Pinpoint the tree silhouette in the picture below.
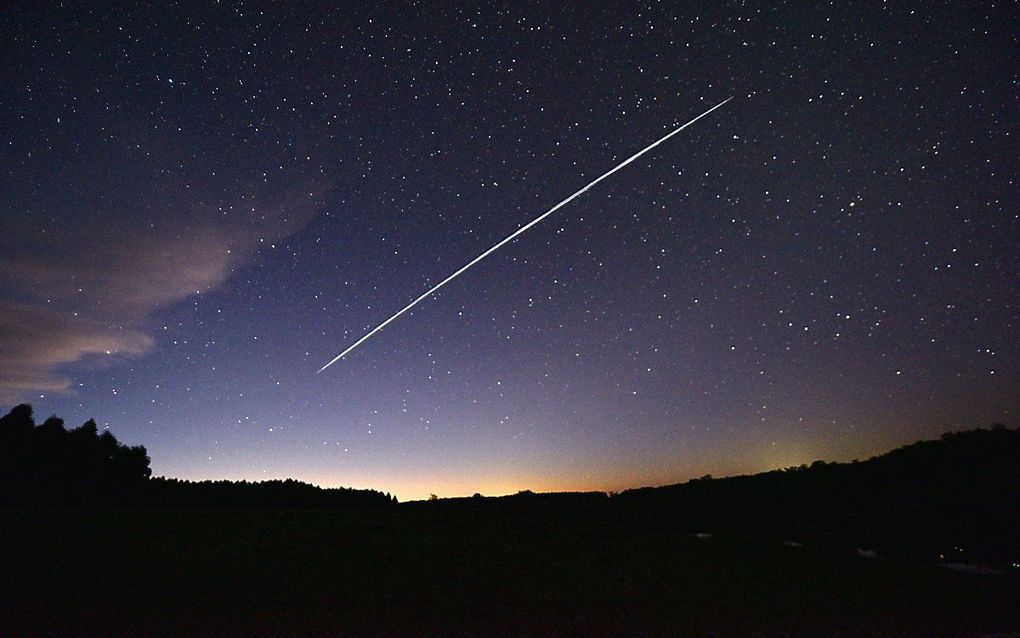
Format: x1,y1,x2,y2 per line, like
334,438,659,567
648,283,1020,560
1,404,395,508
0,404,151,504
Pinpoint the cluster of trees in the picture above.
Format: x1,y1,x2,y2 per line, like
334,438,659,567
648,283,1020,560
147,477,396,508
0,404,150,504
0,405,395,508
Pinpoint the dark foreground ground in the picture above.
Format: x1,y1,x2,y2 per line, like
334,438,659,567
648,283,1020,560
2,506,1019,637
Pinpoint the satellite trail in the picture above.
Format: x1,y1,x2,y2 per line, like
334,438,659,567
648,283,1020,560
319,97,733,373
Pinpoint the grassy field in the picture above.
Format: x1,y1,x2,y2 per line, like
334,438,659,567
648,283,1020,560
2,506,1019,636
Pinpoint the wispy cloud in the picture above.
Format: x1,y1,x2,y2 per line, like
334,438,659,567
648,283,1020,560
0,300,154,403
0,181,326,404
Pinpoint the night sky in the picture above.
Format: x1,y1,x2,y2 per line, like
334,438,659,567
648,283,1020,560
2,3,1016,500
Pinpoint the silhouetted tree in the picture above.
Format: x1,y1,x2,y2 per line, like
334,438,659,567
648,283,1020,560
0,404,399,509
0,405,151,505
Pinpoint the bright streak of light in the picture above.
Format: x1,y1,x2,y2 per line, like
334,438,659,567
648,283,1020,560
319,97,733,373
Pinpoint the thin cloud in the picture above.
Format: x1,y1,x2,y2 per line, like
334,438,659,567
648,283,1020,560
0,182,326,404
0,301,154,403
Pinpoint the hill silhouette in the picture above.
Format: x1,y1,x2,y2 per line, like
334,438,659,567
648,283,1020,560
610,424,1020,566
402,425,1019,567
2,403,1017,563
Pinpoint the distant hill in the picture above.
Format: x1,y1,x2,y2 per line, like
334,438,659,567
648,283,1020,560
612,426,1020,566
4,403,1018,565
401,426,1018,566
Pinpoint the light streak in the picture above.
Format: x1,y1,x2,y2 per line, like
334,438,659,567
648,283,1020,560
319,97,732,372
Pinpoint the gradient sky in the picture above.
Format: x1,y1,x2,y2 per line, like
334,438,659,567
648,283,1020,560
2,3,1016,500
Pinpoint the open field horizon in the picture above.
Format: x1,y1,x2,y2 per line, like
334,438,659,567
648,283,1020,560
4,505,1019,637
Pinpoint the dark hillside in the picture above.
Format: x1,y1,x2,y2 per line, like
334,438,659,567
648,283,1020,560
613,426,1020,565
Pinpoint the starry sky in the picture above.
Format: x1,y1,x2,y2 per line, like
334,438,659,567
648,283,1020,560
2,2,1016,500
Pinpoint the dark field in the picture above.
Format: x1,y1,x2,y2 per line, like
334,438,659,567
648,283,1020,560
3,506,1019,637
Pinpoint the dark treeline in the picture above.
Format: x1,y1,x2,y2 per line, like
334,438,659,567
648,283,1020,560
610,425,1020,565
0,404,150,505
0,404,394,508
147,477,395,508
